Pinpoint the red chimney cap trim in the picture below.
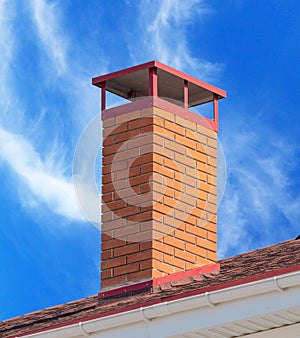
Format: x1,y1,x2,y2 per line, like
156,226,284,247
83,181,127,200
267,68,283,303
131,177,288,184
92,60,226,100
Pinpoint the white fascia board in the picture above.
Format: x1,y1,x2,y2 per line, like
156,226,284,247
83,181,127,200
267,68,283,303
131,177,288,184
18,270,300,338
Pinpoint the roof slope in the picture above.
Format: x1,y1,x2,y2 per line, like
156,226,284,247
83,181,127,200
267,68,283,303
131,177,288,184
1,238,300,338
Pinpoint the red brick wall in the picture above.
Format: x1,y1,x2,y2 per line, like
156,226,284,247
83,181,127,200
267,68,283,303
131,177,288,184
101,105,217,290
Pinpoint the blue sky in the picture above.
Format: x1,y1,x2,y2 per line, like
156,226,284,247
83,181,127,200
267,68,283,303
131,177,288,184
0,0,299,321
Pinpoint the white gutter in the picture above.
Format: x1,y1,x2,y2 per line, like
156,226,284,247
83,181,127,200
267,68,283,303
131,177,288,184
18,270,300,338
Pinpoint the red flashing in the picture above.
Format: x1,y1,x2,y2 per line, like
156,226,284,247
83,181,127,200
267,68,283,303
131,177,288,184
152,263,220,286
162,263,300,303
98,263,220,299
98,280,153,299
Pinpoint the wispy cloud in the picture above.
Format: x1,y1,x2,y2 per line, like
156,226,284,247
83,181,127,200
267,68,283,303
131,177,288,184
29,0,68,75
218,119,300,257
128,0,222,80
0,126,84,221
0,0,85,223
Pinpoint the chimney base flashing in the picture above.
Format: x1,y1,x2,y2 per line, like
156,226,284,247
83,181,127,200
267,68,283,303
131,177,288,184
98,263,220,299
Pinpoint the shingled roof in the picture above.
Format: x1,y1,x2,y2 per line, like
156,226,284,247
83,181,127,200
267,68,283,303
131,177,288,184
1,238,299,338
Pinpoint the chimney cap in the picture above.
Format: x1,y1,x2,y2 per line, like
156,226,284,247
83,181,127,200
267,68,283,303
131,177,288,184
92,60,226,108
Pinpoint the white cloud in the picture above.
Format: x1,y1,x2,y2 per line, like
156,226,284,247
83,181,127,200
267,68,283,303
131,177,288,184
130,0,222,80
0,126,84,221
29,0,68,75
219,120,300,257
0,1,84,222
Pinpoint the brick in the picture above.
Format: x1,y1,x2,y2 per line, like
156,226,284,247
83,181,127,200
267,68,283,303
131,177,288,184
153,260,175,275
164,120,184,135
153,125,174,139
111,160,128,172
165,139,185,154
101,256,126,270
115,110,141,124
113,243,140,257
174,229,196,244
175,134,196,149
153,107,175,122
107,200,127,211
131,153,153,166
186,243,206,257
141,162,153,174
164,178,182,191
140,259,152,270
101,238,125,251
199,181,216,195
207,175,217,186
208,158,217,169
140,241,152,251
153,240,174,255
175,115,196,131
102,212,113,223
174,248,195,263
128,210,153,222
103,117,115,128
128,249,152,263
207,138,217,148
103,143,123,156
102,154,114,166
127,269,152,282
114,224,140,239
130,173,152,186
101,275,126,289
163,236,185,250
116,206,140,218
101,269,113,280
103,134,115,147
141,107,154,117
207,251,217,261
185,261,198,270
153,144,175,160
163,196,177,208
196,124,216,138
127,230,153,243
207,231,217,242
186,130,206,145
153,202,173,215
102,192,113,203
196,257,214,266
152,249,163,261
128,117,153,130
196,238,217,252
128,166,141,178
187,149,207,164
185,224,206,238
113,263,139,277
102,164,112,175
101,249,112,260
110,122,128,135
203,145,217,158
127,134,153,150
163,253,185,269
115,129,140,143
204,221,217,233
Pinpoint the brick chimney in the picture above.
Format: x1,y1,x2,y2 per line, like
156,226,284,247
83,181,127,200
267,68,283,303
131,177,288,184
92,61,226,291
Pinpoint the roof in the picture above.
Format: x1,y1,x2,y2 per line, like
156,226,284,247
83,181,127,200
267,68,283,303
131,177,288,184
1,238,300,338
92,60,226,107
